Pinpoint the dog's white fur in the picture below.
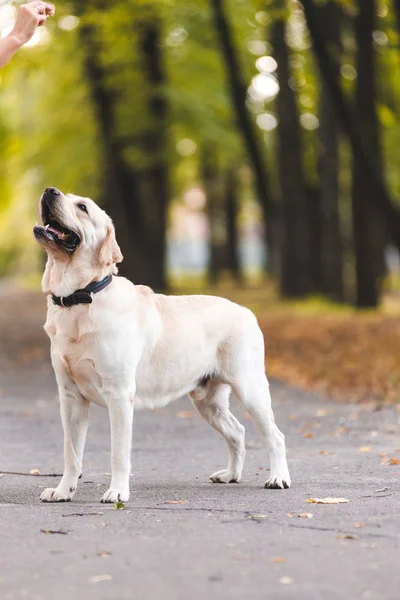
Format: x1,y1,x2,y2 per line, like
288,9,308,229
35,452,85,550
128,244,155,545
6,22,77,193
35,190,290,503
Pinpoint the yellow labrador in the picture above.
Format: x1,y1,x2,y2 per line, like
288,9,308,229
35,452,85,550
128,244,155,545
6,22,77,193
33,187,290,503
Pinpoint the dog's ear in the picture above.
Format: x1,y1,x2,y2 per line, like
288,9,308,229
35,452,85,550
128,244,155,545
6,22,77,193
99,224,123,267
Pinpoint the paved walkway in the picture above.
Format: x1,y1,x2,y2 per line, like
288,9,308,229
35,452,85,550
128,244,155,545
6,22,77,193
1,364,399,600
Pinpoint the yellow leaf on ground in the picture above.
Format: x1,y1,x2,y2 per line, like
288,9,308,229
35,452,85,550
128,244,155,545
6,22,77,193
163,500,189,504
298,513,313,519
359,446,372,452
303,432,314,439
354,522,364,528
271,557,285,563
307,497,349,504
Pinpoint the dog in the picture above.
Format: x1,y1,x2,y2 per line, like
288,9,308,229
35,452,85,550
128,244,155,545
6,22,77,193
33,187,291,503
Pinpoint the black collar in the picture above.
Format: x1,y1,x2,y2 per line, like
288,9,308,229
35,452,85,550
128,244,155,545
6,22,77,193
52,275,113,307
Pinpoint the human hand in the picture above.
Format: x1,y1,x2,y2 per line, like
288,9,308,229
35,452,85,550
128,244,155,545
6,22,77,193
10,2,55,46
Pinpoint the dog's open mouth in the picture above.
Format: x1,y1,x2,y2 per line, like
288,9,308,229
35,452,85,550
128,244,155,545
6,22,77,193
34,203,81,252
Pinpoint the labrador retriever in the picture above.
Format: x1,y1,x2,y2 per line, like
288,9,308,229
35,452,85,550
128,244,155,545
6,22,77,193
33,187,291,503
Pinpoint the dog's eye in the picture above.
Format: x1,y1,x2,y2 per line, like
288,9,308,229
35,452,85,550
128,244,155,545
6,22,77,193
77,203,88,214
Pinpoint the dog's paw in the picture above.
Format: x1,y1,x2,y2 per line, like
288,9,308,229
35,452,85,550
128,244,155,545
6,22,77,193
100,488,130,503
210,469,241,484
264,472,291,489
40,487,75,502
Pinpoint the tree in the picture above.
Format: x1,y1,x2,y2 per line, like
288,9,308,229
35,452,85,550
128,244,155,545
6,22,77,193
317,0,344,301
299,0,400,254
209,0,275,234
351,0,386,307
271,17,312,297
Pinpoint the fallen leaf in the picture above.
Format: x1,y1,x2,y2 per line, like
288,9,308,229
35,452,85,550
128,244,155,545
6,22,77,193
287,513,294,518
280,576,294,585
381,457,400,466
97,551,112,558
319,450,329,455
359,447,372,452
337,534,358,541
307,497,349,504
298,513,313,519
354,522,364,528
163,499,189,505
248,514,268,520
89,575,112,583
303,432,314,439
30,469,41,475
176,410,195,419
114,501,125,510
40,529,68,535
271,557,284,563
316,409,331,417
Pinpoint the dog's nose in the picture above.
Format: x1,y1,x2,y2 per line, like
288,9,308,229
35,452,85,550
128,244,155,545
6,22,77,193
44,187,61,197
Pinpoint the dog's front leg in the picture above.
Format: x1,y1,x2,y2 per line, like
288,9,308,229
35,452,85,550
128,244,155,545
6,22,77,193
41,391,89,502
101,395,134,503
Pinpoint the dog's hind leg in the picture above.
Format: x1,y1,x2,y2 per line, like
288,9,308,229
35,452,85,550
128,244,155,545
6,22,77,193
231,375,290,489
190,381,245,483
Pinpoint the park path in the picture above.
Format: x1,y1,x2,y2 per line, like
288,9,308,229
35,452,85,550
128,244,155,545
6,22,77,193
1,363,399,600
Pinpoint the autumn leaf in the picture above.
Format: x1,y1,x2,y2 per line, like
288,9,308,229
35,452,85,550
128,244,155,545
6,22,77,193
354,522,364,528
298,513,313,519
271,557,285,563
303,432,314,439
114,500,125,510
359,446,373,452
163,499,189,505
176,410,195,419
337,534,358,541
307,497,349,504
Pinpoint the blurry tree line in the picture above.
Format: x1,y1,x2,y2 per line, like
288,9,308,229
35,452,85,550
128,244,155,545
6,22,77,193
1,0,400,307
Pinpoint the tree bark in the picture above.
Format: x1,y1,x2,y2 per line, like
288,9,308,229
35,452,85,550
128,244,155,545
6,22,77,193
138,19,169,290
352,0,386,307
201,149,221,285
317,0,344,301
225,166,243,282
272,19,312,297
210,0,275,233
299,0,400,252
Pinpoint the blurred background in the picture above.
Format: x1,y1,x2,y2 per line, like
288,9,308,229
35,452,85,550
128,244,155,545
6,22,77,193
1,0,400,403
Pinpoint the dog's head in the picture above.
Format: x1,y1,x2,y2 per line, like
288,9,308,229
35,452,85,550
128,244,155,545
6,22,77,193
33,188,123,294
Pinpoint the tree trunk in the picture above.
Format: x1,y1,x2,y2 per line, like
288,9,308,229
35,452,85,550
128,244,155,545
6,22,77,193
201,149,221,285
138,19,169,290
352,0,386,307
317,0,344,301
225,166,243,282
299,0,400,253
272,19,312,297
209,0,275,245
76,8,169,290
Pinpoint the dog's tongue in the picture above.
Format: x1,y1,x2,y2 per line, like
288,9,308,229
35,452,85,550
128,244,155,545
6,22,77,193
45,224,67,239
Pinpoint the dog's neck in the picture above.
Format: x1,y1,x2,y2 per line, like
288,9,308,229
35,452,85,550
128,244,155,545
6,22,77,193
42,254,116,298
